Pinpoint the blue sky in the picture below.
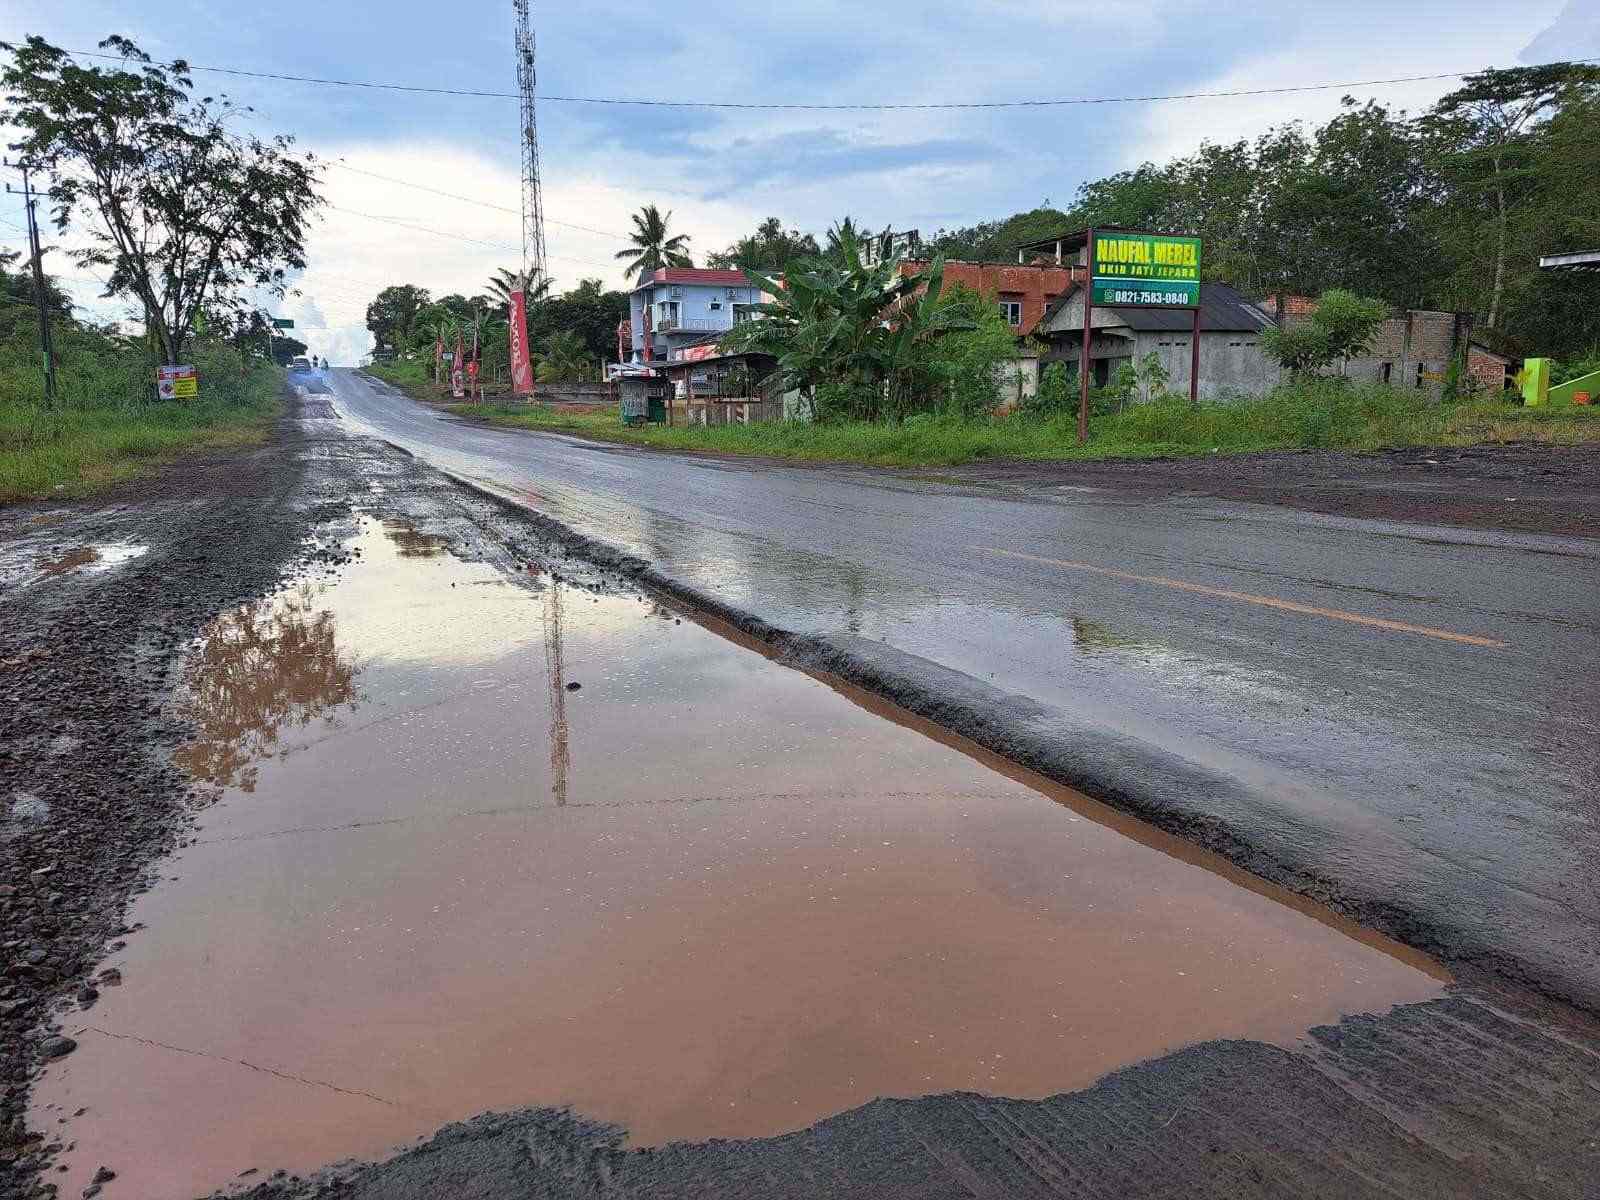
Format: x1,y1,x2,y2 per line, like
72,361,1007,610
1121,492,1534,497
3,0,1594,362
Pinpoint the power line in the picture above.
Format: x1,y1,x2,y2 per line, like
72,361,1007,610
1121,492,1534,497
62,48,1597,111
321,203,620,273
327,162,626,239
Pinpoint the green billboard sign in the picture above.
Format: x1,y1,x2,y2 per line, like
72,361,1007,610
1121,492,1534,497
1091,232,1201,307
271,317,295,330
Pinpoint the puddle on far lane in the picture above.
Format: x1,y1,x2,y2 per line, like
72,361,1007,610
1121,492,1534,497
33,518,1447,1198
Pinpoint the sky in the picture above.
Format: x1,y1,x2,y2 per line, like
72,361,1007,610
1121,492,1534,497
3,0,1596,365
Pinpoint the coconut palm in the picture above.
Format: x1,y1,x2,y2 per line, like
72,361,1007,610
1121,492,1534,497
614,205,692,279
485,267,551,311
537,329,594,383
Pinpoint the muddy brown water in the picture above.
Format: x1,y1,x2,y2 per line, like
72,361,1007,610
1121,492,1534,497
32,518,1446,1198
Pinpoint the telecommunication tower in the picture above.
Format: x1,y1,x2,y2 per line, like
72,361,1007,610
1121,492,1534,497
513,0,547,289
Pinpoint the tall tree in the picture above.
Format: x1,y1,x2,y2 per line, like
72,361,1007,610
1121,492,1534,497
707,217,819,271
614,204,692,279
485,266,550,311
365,284,429,355
1,35,322,364
1426,63,1600,329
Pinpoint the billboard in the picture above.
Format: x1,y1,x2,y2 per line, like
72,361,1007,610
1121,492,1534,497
157,364,197,400
1091,232,1200,308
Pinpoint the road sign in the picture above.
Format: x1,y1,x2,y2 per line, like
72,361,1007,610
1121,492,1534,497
1091,231,1201,308
157,364,198,400
271,317,295,330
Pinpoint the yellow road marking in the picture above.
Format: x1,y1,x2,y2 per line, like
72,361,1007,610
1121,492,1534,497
972,546,1508,648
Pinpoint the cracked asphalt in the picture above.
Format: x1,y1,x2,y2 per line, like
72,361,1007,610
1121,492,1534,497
4,386,1598,1199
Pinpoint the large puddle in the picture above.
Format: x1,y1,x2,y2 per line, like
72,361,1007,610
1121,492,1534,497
33,517,1447,1197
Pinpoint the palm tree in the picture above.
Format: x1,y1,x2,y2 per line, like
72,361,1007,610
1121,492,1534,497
615,205,692,279
485,267,551,312
537,329,594,383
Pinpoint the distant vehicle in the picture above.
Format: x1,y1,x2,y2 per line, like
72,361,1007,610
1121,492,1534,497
289,355,312,372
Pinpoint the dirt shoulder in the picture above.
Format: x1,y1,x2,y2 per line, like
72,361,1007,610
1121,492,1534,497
0,392,352,1200
940,442,1600,539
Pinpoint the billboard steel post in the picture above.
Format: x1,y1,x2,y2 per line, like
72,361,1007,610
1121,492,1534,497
1190,304,1201,405
1078,227,1094,445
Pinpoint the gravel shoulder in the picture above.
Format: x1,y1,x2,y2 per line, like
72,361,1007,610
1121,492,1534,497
0,393,352,1199
939,442,1600,539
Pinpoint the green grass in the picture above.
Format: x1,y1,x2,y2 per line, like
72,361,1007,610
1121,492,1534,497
0,327,284,502
364,357,435,393
443,382,1600,469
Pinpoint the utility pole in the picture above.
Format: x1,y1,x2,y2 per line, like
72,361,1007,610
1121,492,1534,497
6,163,57,406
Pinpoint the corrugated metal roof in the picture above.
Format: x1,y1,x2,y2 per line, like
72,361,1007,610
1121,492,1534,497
1040,281,1275,334
637,267,753,289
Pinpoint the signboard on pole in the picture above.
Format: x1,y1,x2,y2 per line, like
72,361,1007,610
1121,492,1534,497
1091,232,1201,308
509,290,535,396
157,364,198,401
271,317,295,330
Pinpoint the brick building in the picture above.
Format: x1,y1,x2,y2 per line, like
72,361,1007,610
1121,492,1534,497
898,260,1075,336
1268,296,1510,396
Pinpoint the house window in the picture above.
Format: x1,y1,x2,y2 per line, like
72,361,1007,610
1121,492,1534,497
999,298,1023,326
657,301,680,329
709,300,723,311
726,288,739,300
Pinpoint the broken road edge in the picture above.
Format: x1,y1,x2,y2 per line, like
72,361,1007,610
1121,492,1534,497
433,468,1596,1017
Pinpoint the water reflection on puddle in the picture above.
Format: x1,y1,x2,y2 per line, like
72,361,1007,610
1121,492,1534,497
22,542,150,583
33,518,1448,1198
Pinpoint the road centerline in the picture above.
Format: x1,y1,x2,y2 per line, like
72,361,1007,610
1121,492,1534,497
971,546,1508,648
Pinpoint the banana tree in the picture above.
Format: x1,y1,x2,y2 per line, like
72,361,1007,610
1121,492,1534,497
726,223,945,421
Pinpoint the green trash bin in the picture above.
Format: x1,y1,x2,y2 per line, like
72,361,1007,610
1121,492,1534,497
647,394,666,424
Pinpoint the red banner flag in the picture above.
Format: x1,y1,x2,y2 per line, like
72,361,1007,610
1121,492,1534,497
509,290,534,396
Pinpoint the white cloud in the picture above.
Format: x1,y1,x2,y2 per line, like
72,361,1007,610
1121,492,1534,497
285,141,783,364
1128,1,1571,166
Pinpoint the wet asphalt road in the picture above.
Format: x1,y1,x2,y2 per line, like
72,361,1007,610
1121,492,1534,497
328,370,1599,1006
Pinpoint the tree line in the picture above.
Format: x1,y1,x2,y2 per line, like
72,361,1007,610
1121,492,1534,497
364,276,628,383
927,64,1599,358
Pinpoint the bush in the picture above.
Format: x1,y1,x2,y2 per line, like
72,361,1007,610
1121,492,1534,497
1026,362,1074,417
0,315,281,498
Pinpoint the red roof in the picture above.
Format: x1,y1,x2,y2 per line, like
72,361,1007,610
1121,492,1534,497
642,267,751,288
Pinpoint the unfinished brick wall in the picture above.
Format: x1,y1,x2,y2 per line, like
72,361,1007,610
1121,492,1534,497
900,260,1072,335
1468,348,1509,392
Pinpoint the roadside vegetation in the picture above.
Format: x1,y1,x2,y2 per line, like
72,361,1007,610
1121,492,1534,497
0,307,282,500
0,35,322,501
446,382,1599,468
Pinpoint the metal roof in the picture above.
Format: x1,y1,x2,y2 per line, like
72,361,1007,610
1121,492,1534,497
634,267,754,291
1039,281,1276,334
1539,250,1600,272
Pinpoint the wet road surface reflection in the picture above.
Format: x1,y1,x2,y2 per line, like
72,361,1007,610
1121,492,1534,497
33,519,1447,1197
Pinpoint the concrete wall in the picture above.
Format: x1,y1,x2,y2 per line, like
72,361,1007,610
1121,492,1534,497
500,382,613,406
1133,330,1281,400
630,281,764,362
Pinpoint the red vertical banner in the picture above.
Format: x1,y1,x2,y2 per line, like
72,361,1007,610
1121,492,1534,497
509,290,534,396
451,330,465,399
